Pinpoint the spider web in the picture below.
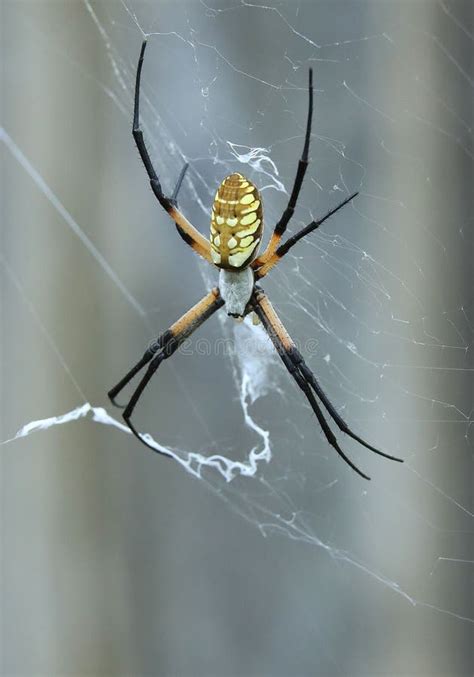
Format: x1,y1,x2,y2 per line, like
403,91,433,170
2,1,473,674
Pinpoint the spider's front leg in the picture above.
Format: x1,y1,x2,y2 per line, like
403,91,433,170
251,288,403,479
108,288,224,455
108,332,170,408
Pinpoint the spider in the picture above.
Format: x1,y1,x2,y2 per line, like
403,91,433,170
108,40,403,480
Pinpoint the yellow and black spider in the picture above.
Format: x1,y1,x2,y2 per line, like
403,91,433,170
108,40,403,480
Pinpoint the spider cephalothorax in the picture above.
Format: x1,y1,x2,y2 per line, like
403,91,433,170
108,40,403,480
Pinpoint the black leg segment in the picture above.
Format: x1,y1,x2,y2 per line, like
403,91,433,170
108,289,224,457
251,288,403,479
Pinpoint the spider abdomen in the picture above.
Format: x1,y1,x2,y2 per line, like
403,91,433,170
210,173,263,270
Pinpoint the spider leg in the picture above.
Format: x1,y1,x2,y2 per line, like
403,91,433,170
170,162,189,205
291,352,402,463
254,69,313,268
120,288,224,455
290,363,371,480
108,335,168,408
132,40,211,263
122,352,169,453
255,192,358,279
252,288,402,478
108,287,223,412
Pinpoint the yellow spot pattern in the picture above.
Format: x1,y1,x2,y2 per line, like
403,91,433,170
209,173,264,270
240,212,257,226
235,219,261,239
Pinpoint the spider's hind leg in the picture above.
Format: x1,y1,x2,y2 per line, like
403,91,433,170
170,162,189,206
131,40,211,263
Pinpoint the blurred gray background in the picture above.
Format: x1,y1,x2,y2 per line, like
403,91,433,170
1,1,473,675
